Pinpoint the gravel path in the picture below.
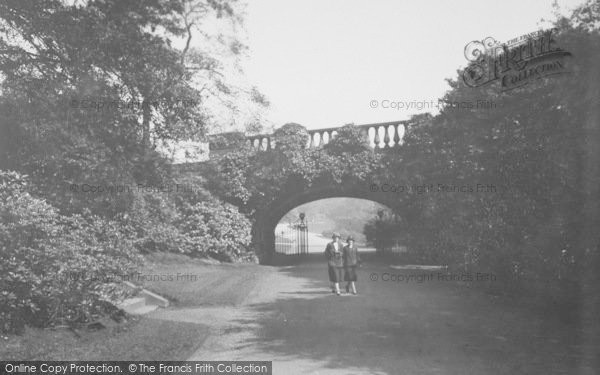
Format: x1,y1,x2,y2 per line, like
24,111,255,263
148,255,597,375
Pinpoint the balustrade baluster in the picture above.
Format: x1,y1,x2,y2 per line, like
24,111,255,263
371,127,379,148
383,126,391,148
369,127,379,148
393,124,401,146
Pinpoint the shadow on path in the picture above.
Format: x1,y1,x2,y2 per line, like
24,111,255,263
232,254,596,375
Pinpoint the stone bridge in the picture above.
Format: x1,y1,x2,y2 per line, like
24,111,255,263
177,120,411,262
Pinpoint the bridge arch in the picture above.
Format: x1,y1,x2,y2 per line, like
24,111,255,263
253,181,395,262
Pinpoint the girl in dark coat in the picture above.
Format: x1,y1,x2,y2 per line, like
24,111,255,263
343,236,361,294
324,232,344,295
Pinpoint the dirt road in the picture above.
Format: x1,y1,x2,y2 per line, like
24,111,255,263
149,254,597,375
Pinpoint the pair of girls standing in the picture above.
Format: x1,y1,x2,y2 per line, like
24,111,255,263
325,233,361,295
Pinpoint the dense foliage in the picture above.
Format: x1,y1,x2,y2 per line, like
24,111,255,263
0,171,140,333
381,8,600,293
178,199,253,261
272,123,310,151
0,0,260,333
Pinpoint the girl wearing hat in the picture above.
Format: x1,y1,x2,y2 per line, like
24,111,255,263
325,232,344,295
343,236,361,294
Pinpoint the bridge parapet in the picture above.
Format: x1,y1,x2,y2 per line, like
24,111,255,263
245,120,409,151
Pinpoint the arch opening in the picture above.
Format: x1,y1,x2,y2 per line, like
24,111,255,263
270,198,403,258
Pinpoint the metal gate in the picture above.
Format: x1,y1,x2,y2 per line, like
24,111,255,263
275,213,309,255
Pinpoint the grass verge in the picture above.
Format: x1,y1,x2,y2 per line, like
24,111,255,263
137,252,269,307
0,316,209,360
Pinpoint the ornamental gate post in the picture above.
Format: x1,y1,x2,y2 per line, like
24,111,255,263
275,213,309,255
296,213,308,255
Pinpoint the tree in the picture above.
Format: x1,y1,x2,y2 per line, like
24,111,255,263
0,0,264,215
391,5,600,286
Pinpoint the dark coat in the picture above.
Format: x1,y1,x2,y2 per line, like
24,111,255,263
325,241,344,267
343,244,361,267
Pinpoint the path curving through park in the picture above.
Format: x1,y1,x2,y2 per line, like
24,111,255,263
149,254,596,375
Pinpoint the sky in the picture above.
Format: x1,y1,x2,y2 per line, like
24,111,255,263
241,0,586,131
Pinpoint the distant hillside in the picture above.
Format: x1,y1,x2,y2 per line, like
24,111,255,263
279,198,389,243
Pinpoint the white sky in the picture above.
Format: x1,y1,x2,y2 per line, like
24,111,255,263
242,0,585,130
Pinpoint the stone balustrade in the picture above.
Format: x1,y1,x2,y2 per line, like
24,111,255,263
243,120,409,151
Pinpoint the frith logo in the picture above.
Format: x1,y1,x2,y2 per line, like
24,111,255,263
462,29,572,90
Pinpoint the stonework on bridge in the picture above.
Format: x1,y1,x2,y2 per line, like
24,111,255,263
208,120,409,157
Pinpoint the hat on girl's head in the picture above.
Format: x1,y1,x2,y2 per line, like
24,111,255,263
332,232,341,239
346,236,354,242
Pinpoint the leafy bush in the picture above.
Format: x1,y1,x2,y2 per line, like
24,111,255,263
0,171,140,333
178,199,252,261
208,132,248,151
324,124,370,154
272,123,309,151
115,174,213,255
125,190,186,254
